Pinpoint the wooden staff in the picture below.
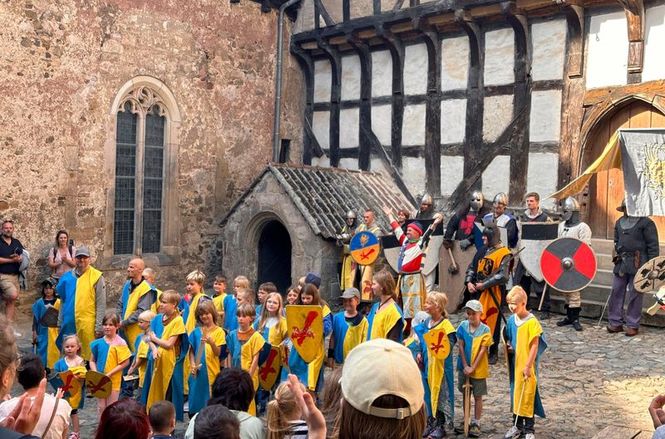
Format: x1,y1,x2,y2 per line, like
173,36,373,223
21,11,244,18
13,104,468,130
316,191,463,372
537,284,548,311
193,336,206,373
513,377,528,429
463,377,472,437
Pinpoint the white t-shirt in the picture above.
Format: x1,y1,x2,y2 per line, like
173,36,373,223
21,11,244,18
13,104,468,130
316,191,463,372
0,392,72,439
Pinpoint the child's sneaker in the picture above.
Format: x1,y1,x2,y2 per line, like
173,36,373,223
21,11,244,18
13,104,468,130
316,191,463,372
469,423,481,438
504,426,521,439
524,434,535,439
428,425,445,439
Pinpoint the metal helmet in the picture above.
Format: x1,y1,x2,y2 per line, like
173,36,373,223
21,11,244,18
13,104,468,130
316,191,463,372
420,193,433,206
561,196,580,222
493,192,508,207
346,210,357,220
470,190,484,211
482,223,500,247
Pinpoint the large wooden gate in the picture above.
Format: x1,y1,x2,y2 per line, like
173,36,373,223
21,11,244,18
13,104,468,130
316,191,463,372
586,101,665,241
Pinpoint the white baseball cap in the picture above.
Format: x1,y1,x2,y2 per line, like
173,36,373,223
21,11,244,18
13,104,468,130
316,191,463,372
341,338,424,419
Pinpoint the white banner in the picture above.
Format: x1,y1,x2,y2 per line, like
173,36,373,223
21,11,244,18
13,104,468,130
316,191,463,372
620,129,665,217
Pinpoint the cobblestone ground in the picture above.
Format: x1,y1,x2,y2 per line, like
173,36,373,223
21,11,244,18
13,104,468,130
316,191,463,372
11,308,665,438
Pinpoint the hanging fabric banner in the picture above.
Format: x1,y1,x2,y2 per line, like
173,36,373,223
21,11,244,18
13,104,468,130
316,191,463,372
619,129,665,217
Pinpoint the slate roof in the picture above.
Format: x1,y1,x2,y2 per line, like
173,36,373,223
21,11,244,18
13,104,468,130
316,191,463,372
221,163,415,240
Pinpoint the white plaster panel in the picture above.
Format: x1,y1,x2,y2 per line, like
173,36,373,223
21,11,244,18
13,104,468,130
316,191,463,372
531,20,566,81
339,108,359,148
484,28,514,86
371,105,392,146
404,43,428,95
586,11,628,89
294,0,315,34
529,90,562,142
314,60,332,103
441,36,469,91
483,95,513,142
482,155,511,197
371,157,388,174
402,104,426,146
312,111,330,149
372,50,393,97
527,152,559,209
643,4,665,82
441,99,467,144
440,156,464,196
341,55,361,101
321,0,343,23
311,155,330,168
339,158,359,170
401,156,427,195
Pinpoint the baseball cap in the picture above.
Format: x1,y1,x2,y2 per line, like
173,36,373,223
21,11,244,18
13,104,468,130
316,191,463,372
341,338,424,419
304,272,321,288
75,245,90,258
464,299,483,313
340,287,360,300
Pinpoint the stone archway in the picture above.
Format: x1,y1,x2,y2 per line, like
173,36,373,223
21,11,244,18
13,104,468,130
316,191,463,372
257,220,292,293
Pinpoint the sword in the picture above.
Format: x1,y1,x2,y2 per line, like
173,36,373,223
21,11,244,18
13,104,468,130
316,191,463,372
463,377,472,436
537,284,548,312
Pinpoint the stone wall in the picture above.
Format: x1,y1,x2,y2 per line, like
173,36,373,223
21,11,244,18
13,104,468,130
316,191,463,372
0,0,304,306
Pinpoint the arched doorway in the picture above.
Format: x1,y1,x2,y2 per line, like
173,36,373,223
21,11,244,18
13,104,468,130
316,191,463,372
257,220,292,294
585,100,665,240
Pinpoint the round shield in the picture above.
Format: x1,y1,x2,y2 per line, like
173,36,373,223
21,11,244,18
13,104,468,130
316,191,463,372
633,256,665,293
350,231,380,266
540,237,597,293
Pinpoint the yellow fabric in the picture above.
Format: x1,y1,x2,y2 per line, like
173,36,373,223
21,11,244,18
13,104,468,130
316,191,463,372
369,303,402,340
213,294,225,321
306,305,331,391
204,326,226,395
469,331,493,379
137,339,149,388
104,344,132,391
47,299,61,369
147,316,186,411
151,289,163,314
240,331,265,416
124,281,154,353
548,131,621,200
341,253,355,290
477,246,511,337
75,267,102,361
268,317,288,346
426,319,455,413
186,293,206,334
342,318,368,359
512,316,543,417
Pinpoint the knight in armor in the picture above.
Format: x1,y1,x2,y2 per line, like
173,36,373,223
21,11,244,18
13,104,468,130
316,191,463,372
355,209,383,301
416,193,435,220
336,210,358,291
443,190,489,251
383,207,444,332
556,196,592,331
607,200,659,336
465,223,511,364
482,192,519,249
514,192,551,319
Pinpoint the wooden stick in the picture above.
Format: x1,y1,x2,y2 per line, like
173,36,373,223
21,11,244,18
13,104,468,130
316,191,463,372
447,248,459,274
514,377,528,428
463,377,472,437
538,284,548,312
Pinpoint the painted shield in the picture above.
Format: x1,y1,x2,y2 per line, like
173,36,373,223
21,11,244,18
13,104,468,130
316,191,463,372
58,370,82,401
423,329,451,360
634,256,665,293
518,222,560,282
439,240,476,314
39,305,59,328
540,238,597,293
350,231,380,266
286,305,323,364
85,370,112,399
382,219,444,275
647,286,665,315
258,345,282,390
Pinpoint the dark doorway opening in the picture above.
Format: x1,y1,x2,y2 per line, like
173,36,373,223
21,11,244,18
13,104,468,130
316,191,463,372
257,220,292,294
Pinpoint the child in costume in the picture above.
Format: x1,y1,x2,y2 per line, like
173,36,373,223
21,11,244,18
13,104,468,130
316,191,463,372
188,300,227,416
455,300,493,437
126,310,157,403
142,290,188,421
226,303,266,416
285,285,301,306
223,276,249,332
328,287,368,366
32,278,61,372
255,292,288,413
414,291,456,439
89,311,132,416
503,286,547,439
256,282,277,318
237,288,256,306
53,334,86,439
211,275,227,322
182,270,212,334
366,270,404,343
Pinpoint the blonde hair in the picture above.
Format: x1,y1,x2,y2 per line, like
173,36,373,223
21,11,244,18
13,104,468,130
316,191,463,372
195,299,220,325
142,267,156,283
61,334,81,355
507,285,528,305
138,310,156,322
258,293,283,332
236,303,256,319
234,276,250,289
238,288,255,305
186,270,206,286
267,382,304,439
426,291,449,318
160,290,181,306
335,396,426,439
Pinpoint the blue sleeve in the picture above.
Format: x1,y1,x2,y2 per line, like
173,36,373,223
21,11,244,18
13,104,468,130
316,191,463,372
323,314,333,337
448,332,457,346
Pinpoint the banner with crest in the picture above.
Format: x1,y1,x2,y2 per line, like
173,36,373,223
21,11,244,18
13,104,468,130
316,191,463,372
620,129,665,216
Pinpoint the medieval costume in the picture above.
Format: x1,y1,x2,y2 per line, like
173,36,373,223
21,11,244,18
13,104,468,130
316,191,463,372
330,310,368,364
607,200,659,336
355,220,383,301
226,327,266,415
32,293,61,371
366,300,404,343
556,197,592,331
336,210,358,291
482,192,519,249
416,193,435,220
465,224,511,364
119,277,157,353
187,325,227,415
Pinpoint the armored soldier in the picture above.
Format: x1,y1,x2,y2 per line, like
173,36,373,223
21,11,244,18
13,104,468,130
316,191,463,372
465,224,511,364
336,210,358,291
443,190,489,251
556,197,592,331
355,209,383,301
482,192,519,249
607,200,659,336
416,193,435,220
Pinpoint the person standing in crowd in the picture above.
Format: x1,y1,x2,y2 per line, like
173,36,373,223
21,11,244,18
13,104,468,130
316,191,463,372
355,209,383,300
148,401,176,439
366,270,404,343
336,210,358,291
53,335,86,439
31,279,60,372
0,220,24,329
47,230,75,284
94,399,151,439
118,258,157,354
328,287,367,366
56,245,105,361
482,193,519,250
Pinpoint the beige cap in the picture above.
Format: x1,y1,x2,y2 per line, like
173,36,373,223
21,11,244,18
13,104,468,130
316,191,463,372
341,338,424,419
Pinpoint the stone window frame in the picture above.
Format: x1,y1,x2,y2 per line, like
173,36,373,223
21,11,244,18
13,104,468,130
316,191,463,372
101,76,182,268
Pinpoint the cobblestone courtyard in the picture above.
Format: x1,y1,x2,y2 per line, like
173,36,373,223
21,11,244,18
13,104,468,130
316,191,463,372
13,308,665,438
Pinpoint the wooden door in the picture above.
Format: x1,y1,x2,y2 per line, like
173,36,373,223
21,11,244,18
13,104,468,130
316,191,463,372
587,101,665,241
